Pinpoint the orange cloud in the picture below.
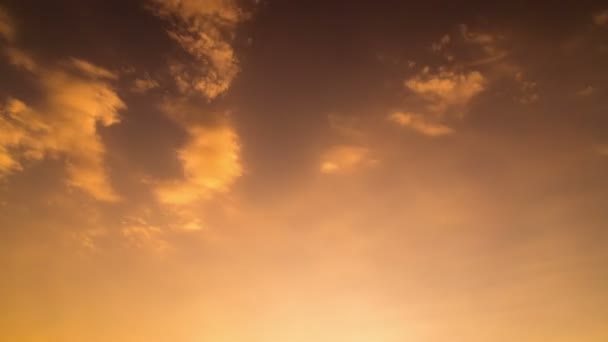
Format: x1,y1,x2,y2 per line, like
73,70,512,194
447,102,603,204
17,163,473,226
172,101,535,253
155,124,242,205
320,145,375,174
405,70,485,114
388,111,453,137
67,58,118,79
132,75,160,93
390,69,485,136
0,59,125,201
150,0,247,99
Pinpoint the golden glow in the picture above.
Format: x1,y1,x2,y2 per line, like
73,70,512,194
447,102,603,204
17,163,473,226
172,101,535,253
1,2,608,342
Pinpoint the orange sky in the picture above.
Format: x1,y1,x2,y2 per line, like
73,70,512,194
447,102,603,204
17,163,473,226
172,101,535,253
1,1,608,341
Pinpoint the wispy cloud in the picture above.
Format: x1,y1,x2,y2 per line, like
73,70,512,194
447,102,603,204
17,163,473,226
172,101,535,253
320,145,375,174
388,111,453,137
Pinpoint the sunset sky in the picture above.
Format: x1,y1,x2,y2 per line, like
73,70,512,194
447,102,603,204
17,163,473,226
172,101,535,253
1,1,608,341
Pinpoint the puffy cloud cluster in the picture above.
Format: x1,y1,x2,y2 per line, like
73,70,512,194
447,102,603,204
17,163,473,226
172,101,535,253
149,0,247,99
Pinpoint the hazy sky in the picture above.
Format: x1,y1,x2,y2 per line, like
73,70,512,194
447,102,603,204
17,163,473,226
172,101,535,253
1,1,608,341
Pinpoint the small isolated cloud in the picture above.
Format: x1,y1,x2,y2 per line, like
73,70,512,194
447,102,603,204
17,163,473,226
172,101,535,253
577,85,595,97
431,34,450,52
67,58,118,79
514,72,539,104
132,75,160,93
0,59,125,201
149,0,249,100
391,67,485,136
320,145,375,174
122,217,171,254
388,111,453,137
405,69,486,114
593,9,608,26
155,124,242,205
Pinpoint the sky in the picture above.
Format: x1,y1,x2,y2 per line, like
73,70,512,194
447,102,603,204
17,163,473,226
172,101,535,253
1,0,608,341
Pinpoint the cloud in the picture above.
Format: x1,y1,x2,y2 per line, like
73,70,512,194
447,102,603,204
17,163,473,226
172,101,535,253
514,71,539,104
460,24,497,46
0,5,15,42
155,124,242,205
388,111,453,137
320,145,375,174
577,85,596,97
0,61,125,201
122,221,171,254
431,34,450,52
405,69,486,114
67,58,118,79
3,46,37,72
132,75,160,93
593,9,608,26
149,0,248,99
459,24,508,67
0,10,124,201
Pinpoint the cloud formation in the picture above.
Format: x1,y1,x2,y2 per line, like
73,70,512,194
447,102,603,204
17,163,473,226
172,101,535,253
68,58,118,79
155,124,242,205
132,75,160,93
320,145,374,174
149,0,247,99
405,70,485,114
0,59,125,201
388,111,453,137
390,69,485,136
